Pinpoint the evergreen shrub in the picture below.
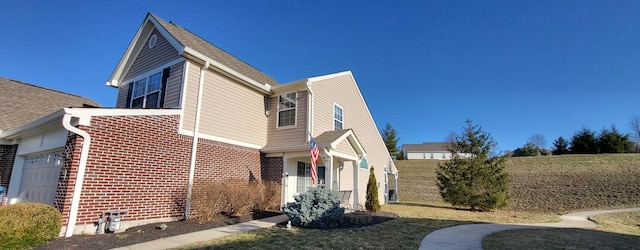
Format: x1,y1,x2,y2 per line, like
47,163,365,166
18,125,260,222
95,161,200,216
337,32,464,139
283,187,345,229
0,203,62,249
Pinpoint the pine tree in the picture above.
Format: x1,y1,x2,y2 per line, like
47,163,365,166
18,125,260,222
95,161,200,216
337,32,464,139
381,123,401,159
570,128,598,154
436,120,509,211
365,167,381,212
552,136,569,155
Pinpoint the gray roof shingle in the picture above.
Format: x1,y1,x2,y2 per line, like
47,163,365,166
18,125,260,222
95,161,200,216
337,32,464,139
0,77,100,132
151,13,279,86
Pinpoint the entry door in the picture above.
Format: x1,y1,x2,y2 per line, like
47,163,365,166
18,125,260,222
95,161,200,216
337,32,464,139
18,151,63,205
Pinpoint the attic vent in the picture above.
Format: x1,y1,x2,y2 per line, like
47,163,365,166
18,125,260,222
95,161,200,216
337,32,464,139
148,34,158,49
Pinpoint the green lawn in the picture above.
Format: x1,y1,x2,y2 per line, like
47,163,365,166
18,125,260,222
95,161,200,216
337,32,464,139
176,202,558,250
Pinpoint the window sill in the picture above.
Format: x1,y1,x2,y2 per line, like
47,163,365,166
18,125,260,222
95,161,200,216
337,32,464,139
276,125,297,130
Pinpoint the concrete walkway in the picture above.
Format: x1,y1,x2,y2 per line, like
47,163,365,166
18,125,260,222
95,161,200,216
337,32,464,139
419,207,640,250
111,214,288,250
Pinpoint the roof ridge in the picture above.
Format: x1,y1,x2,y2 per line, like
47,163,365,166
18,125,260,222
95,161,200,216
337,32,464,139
1,77,93,100
151,14,279,85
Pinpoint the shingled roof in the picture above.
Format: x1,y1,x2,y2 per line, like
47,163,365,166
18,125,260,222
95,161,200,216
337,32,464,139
151,13,279,86
0,77,100,132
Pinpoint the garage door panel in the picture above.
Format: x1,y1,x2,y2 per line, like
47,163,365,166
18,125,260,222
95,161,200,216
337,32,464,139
18,151,63,205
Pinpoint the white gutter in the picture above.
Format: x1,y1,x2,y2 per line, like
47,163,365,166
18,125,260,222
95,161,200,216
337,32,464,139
185,61,209,219
61,109,92,237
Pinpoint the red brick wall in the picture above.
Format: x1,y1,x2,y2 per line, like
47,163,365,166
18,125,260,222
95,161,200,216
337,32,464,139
261,156,283,182
0,144,18,190
57,114,263,228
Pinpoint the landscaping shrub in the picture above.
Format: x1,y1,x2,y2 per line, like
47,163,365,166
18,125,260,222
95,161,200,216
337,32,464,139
365,167,381,212
283,187,345,229
189,179,281,223
190,181,228,223
0,202,62,249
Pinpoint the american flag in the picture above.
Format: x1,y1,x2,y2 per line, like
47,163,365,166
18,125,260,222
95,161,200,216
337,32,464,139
310,136,319,185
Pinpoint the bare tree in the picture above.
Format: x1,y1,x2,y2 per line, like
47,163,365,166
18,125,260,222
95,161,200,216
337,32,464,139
630,116,640,152
527,134,547,149
445,131,458,150
630,116,640,143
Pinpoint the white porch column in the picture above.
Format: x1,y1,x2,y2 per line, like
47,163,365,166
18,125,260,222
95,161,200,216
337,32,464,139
353,159,359,210
325,155,333,190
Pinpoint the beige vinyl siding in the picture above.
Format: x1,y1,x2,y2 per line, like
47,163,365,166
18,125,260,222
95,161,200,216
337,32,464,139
266,91,308,147
116,83,130,108
181,61,201,131
182,62,268,146
163,61,184,108
311,73,394,204
115,61,184,108
336,139,356,156
124,28,180,81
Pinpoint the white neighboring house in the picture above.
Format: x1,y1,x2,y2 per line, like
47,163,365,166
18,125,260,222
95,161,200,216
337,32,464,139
402,142,471,160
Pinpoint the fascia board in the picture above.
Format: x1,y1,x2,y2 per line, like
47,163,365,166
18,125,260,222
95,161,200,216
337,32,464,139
106,14,185,87
0,109,66,140
183,47,272,94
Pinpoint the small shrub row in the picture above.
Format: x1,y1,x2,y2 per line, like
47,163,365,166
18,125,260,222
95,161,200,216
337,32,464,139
189,179,280,223
0,203,62,249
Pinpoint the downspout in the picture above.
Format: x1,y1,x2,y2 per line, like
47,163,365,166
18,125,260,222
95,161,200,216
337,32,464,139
62,110,91,237
185,61,209,219
306,82,314,142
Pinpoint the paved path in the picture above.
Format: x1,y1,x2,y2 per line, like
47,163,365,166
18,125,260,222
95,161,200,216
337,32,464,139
419,207,640,250
111,214,288,250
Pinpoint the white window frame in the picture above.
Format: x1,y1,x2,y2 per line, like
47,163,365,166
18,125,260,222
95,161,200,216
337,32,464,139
296,162,325,193
129,71,163,108
333,103,343,131
277,92,297,128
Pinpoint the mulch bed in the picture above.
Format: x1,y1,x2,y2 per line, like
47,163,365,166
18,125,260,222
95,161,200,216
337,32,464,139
33,211,398,250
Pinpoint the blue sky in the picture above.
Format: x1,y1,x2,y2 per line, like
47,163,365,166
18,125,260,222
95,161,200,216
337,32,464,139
2,1,639,152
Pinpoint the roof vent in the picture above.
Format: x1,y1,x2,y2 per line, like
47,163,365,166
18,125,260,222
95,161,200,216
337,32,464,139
148,34,158,49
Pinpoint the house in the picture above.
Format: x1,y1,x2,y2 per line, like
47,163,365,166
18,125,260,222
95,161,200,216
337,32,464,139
0,77,100,205
0,13,398,236
402,142,471,160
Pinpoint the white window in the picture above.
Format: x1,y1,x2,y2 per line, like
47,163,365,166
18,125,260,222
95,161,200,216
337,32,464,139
277,92,296,127
296,162,325,193
430,153,434,159
442,153,446,159
130,71,162,108
334,104,343,130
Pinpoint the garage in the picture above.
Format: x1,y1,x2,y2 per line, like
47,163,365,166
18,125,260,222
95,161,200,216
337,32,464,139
17,151,63,205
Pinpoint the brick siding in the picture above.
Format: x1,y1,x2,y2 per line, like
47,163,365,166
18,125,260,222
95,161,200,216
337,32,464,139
56,114,263,229
0,144,18,190
261,156,283,182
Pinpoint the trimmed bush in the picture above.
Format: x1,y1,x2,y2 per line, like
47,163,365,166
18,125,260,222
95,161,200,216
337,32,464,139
365,167,381,212
189,179,281,223
283,187,345,229
0,202,62,249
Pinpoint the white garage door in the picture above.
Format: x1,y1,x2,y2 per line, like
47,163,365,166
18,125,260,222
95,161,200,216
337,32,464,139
18,151,63,205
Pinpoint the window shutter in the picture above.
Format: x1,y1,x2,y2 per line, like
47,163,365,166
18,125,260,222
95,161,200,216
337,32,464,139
159,67,171,108
125,82,133,108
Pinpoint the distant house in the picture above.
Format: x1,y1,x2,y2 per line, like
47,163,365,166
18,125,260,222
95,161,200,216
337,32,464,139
0,13,398,236
402,142,471,160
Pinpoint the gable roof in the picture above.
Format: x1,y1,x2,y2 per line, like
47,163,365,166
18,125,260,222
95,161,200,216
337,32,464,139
0,77,100,132
403,142,451,152
107,13,278,90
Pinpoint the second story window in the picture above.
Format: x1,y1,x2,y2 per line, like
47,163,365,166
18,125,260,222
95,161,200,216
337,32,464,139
130,71,162,108
277,92,297,127
334,104,343,130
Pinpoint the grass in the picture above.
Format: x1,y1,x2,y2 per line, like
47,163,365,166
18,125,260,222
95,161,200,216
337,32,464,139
396,154,640,212
175,202,558,250
483,208,640,249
